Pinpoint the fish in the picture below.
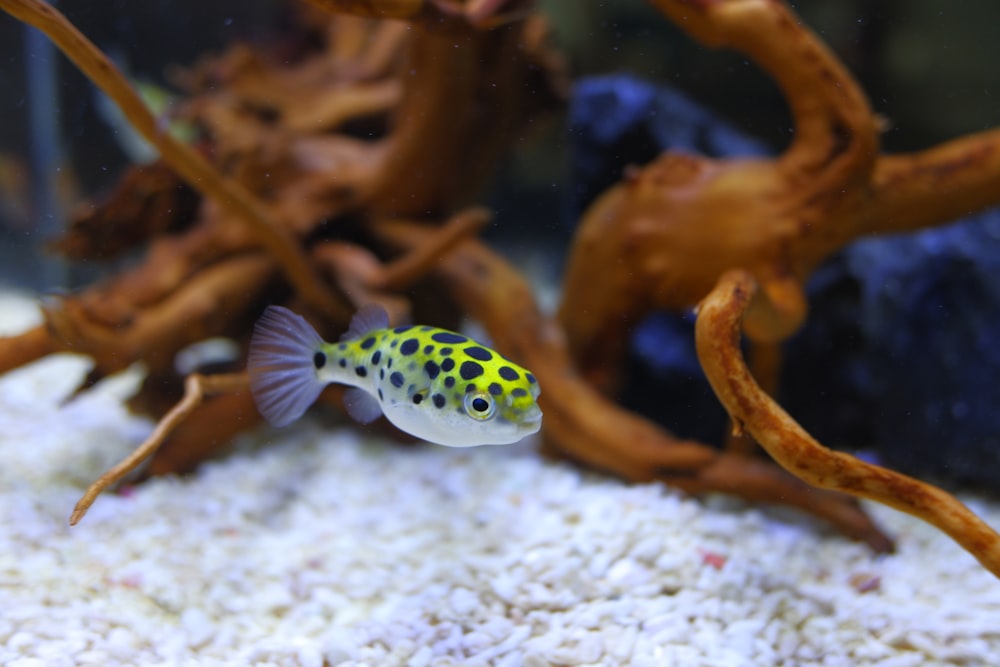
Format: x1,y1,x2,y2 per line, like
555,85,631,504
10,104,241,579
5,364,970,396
247,304,543,446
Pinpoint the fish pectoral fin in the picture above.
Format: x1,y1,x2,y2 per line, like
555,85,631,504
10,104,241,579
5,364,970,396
343,387,384,425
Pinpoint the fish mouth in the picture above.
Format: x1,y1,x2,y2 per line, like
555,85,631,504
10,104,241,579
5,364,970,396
518,407,543,434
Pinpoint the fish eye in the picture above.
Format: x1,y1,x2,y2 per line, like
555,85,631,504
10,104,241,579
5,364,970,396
463,392,496,421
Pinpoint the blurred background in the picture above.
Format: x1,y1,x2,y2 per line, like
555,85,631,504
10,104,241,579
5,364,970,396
0,0,997,288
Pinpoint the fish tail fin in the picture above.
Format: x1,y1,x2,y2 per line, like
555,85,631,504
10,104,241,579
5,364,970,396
247,305,326,427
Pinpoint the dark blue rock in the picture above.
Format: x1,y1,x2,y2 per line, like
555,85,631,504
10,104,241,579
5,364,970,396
567,75,768,222
567,75,1000,487
830,219,1000,485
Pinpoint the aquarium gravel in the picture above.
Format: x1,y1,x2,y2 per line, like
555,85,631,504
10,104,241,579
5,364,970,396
1,290,999,667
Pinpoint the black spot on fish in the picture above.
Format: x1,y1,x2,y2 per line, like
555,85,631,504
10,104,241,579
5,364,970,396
338,343,347,351
378,388,384,401
390,371,405,388
390,340,398,348
423,345,434,354
441,358,455,372
380,368,385,380
465,384,476,393
511,388,528,398
400,338,419,355
313,352,326,369
424,360,440,379
361,337,376,350
387,358,393,369
431,332,467,344
432,393,446,408
444,376,456,388
440,347,453,356
371,350,382,365
488,382,502,396
526,373,537,385
464,346,493,362
394,325,413,334
355,367,367,377
338,359,347,368
460,360,484,380
412,393,424,405
420,326,433,331
498,366,519,381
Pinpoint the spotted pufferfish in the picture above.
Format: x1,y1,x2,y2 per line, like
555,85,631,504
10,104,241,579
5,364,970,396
247,305,542,446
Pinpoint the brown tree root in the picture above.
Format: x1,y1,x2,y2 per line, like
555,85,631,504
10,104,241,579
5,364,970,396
374,219,894,552
696,270,1000,578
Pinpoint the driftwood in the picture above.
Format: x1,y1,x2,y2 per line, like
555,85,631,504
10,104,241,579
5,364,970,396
0,0,563,425
555,0,1000,575
695,270,1000,577
562,0,1000,393
2,0,1000,577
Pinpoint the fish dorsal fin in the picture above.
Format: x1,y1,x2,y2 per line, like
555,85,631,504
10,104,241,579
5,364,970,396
340,303,390,342
343,387,384,424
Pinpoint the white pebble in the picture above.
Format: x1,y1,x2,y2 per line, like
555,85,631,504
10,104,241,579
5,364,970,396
407,644,432,667
181,608,216,648
448,587,478,616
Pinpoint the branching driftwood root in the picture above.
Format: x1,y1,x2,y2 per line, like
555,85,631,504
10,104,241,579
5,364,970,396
374,221,894,552
561,0,1000,394
0,0,561,455
696,271,1000,577
64,209,499,523
2,0,1000,577
551,0,1000,573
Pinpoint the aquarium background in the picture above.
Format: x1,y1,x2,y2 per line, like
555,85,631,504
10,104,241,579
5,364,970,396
3,0,999,283
2,0,999,485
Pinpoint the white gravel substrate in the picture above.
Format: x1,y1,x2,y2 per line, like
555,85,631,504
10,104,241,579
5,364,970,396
2,290,1000,667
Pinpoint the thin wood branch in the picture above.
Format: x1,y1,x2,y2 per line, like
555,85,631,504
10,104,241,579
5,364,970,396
375,207,491,290
872,127,1000,234
648,0,879,189
70,372,249,525
299,0,427,21
695,270,1000,578
43,253,278,379
0,325,57,375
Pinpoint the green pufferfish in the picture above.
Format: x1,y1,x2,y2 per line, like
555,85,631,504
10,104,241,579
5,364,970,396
247,305,542,446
